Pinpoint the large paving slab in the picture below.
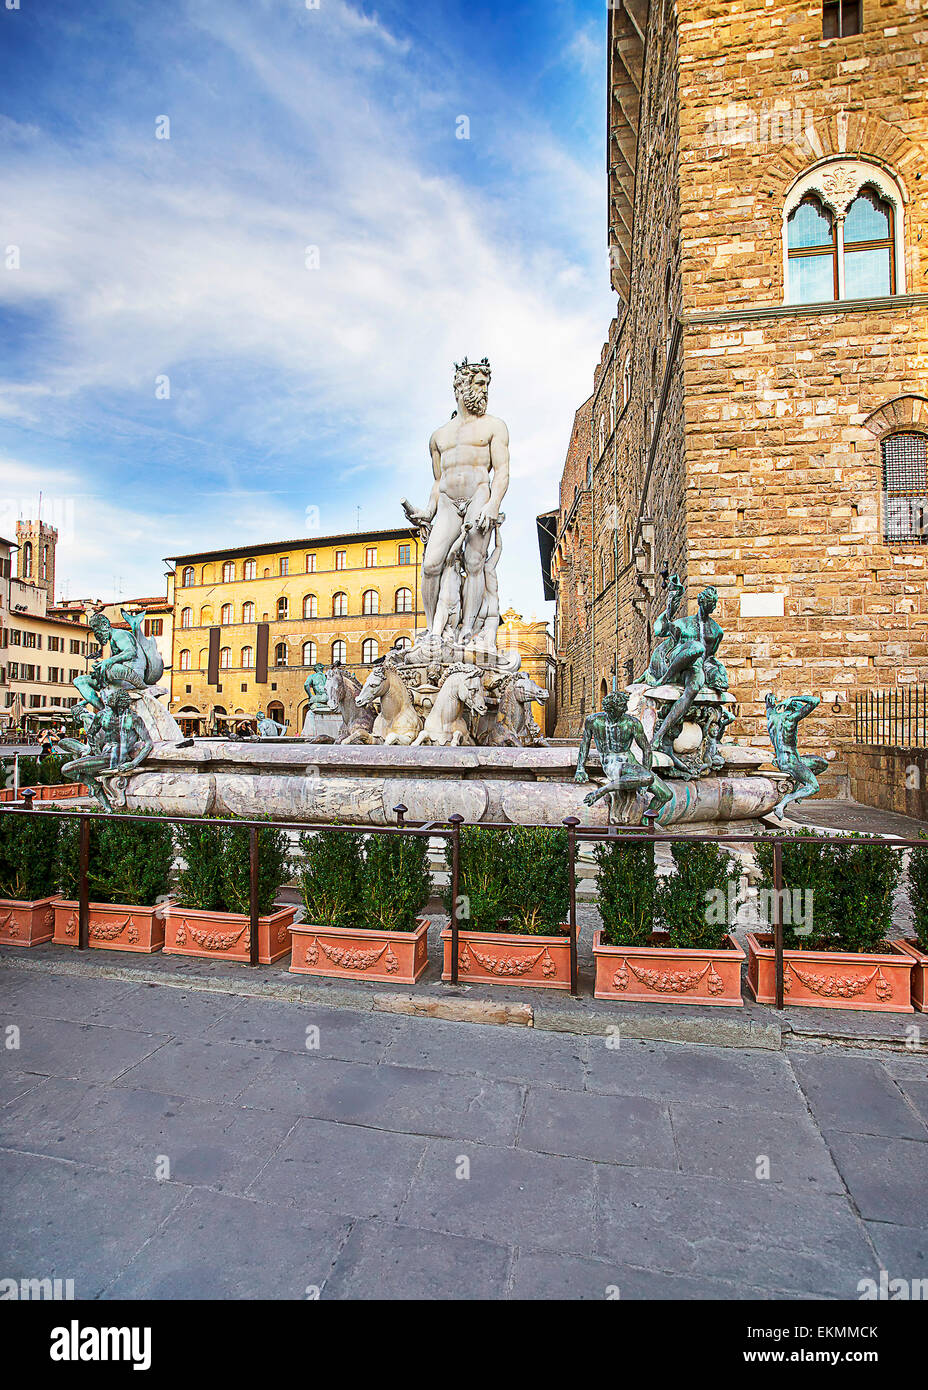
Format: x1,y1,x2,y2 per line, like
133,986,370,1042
235,1051,525,1144
103,1189,351,1300
0,1149,187,1300
592,1165,880,1298
789,1052,928,1140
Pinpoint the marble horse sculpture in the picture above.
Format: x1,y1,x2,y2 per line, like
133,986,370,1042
355,654,421,745
412,666,487,746
764,692,829,819
575,690,674,825
326,664,377,743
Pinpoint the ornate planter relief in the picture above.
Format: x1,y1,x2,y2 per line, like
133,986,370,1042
592,931,745,1006
290,916,429,985
0,896,57,948
52,899,166,954
440,926,572,990
746,934,914,1013
164,904,294,965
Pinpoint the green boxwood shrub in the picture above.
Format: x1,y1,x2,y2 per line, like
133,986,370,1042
595,837,655,947
442,825,569,935
595,837,738,951
828,837,899,954
57,811,174,907
506,827,570,934
298,830,365,929
13,756,40,789
362,833,431,933
173,822,226,912
38,754,68,786
660,840,738,951
442,827,509,932
756,830,900,953
0,810,61,901
173,818,290,917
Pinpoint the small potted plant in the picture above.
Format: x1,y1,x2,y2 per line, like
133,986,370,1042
0,809,61,945
893,835,928,1011
592,837,746,1006
440,826,572,989
164,819,294,964
53,812,174,952
290,829,431,983
748,832,913,1012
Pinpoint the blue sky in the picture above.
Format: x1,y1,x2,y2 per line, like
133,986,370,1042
0,0,614,614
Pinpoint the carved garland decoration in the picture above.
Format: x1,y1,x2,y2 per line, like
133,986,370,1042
0,909,15,937
62,911,139,943
303,936,399,973
459,942,557,979
612,958,725,996
175,920,248,952
784,961,892,1002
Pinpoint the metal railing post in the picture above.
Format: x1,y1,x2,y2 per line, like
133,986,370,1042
248,825,260,966
773,838,784,1010
563,816,580,996
78,814,90,951
448,813,463,985
393,803,407,826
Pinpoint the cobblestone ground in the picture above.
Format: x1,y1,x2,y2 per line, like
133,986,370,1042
2,968,927,1300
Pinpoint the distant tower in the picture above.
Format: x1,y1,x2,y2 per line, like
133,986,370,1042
16,519,57,602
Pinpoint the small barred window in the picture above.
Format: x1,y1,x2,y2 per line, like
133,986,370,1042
882,433,928,544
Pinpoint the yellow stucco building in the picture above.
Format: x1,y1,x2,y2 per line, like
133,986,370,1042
165,528,423,732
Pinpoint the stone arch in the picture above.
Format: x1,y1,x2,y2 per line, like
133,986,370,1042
862,396,928,438
762,110,920,201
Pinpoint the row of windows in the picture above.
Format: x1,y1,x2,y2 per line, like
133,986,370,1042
3,631,85,653
4,693,81,709
5,663,81,683
179,545,413,587
177,636,410,671
179,588,414,628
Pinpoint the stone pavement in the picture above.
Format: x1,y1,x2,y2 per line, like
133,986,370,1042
788,798,928,837
2,966,927,1300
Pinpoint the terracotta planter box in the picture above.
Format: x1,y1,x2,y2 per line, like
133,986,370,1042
164,904,295,964
441,924,572,990
53,898,167,953
893,939,928,1012
0,895,57,947
290,915,430,984
592,930,745,1006
746,933,914,1013
0,784,88,803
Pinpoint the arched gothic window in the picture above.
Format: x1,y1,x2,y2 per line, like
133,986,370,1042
784,161,905,304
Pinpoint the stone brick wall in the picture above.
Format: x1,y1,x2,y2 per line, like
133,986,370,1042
550,398,593,736
677,0,928,781
547,0,928,787
844,742,928,821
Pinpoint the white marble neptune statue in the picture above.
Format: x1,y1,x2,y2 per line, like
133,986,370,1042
401,357,510,654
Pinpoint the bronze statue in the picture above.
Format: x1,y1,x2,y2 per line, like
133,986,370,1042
765,692,829,819
574,691,673,824
647,585,728,776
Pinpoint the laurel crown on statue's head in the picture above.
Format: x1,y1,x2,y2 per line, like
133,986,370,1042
453,356,491,382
